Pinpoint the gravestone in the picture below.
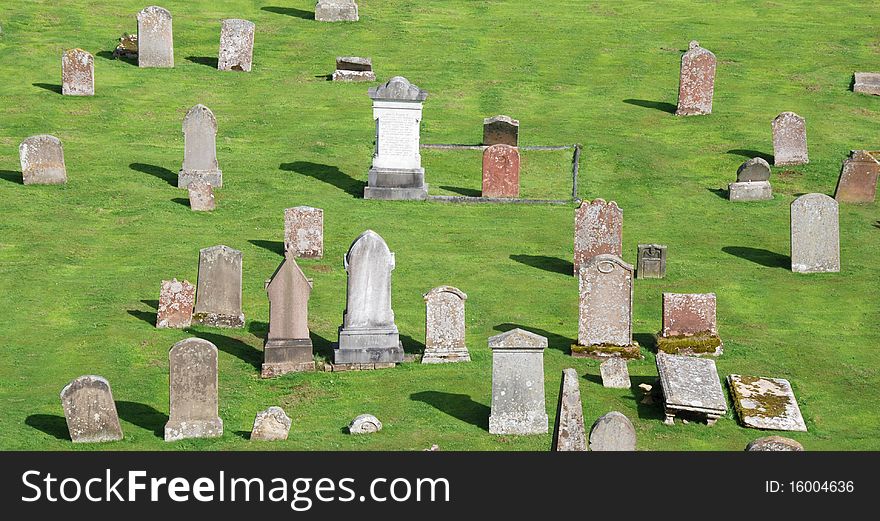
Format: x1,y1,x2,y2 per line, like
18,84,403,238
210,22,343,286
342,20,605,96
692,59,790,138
636,244,667,279
746,436,805,452
113,33,138,59
284,206,324,259
334,231,404,365
164,338,223,441
422,286,470,363
488,328,549,435
315,0,359,22
188,180,215,211
573,254,640,359
365,77,429,200
349,414,382,434
656,352,727,425
656,293,722,356
588,411,636,451
729,157,772,202
156,278,195,328
333,56,375,82
483,115,519,147
853,72,880,96
676,41,716,116
600,358,630,389
218,19,254,72
262,256,316,377
481,144,520,198
790,193,840,273
834,150,880,203
192,245,245,328
137,6,173,68
728,375,807,432
179,104,222,188
772,112,809,166
60,375,123,443
574,199,622,276
251,406,291,441
552,368,586,451
62,48,94,96
20,135,67,185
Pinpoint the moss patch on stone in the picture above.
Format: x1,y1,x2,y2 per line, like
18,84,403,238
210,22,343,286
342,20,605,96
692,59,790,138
571,343,643,360
655,332,722,356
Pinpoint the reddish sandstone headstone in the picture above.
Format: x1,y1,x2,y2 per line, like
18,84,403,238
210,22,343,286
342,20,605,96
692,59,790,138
573,199,622,276
657,293,722,356
188,180,215,211
772,112,809,166
156,278,195,328
481,144,520,198
834,150,880,203
676,41,716,116
62,48,94,96
284,206,324,259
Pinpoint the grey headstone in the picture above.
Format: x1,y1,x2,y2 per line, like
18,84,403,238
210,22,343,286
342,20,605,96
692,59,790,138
251,406,291,441
729,180,772,202
349,414,382,434
187,180,215,211
853,72,880,96
262,256,315,377
483,115,519,147
488,328,549,435
193,245,245,328
179,104,222,188
736,157,771,182
728,375,807,432
636,244,667,279
772,112,809,166
600,358,630,389
552,368,586,451
62,48,94,96
333,56,375,82
60,375,123,443
137,6,173,68
746,436,805,451
164,338,223,441
588,411,636,451
790,193,839,273
422,286,470,363
656,352,727,425
574,254,639,359
315,0,359,22
218,19,254,72
20,135,67,185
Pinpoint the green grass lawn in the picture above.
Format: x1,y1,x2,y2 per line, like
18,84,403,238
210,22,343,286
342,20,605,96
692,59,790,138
1,0,878,451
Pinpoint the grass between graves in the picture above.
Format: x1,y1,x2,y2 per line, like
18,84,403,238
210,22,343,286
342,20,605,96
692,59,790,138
0,0,878,451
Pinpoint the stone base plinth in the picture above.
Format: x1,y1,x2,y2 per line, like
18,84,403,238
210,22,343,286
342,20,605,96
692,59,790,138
570,342,642,360
729,181,772,202
656,332,723,356
325,362,397,371
164,418,223,441
179,169,222,189
364,167,428,200
421,347,471,364
192,311,244,328
332,70,376,82
262,338,315,378
489,413,549,435
335,327,403,364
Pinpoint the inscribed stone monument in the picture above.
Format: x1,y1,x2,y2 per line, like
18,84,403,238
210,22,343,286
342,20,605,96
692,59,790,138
790,193,839,273
488,328,548,435
552,368,586,451
573,254,640,359
728,375,807,432
165,338,223,441
193,245,245,328
60,375,124,443
729,157,773,202
834,150,880,203
62,48,94,96
315,0,359,22
483,115,519,147
20,135,67,185
422,286,470,363
588,411,636,451
137,6,173,68
218,19,254,72
188,180,215,211
676,41,715,116
284,206,324,259
656,352,727,426
262,255,316,377
333,56,375,82
481,144,520,198
636,244,667,279
179,104,222,188
251,406,291,441
156,278,195,329
772,112,809,166
574,199,623,276
656,293,722,356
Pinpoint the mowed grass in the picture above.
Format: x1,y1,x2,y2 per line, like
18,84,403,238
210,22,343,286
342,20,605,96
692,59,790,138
0,0,878,451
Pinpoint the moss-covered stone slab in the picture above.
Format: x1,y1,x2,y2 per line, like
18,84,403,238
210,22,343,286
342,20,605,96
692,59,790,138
655,331,723,356
728,375,807,432
571,342,642,359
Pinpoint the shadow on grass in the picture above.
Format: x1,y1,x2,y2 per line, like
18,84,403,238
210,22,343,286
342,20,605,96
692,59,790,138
0,170,23,184
873,221,880,229
727,149,774,163
25,414,69,440
193,331,262,371
33,83,62,94
130,163,178,187
410,391,489,431
141,299,159,309
116,401,168,438
311,331,334,360
186,56,218,69
400,334,425,355
249,239,285,257
315,73,333,81
510,254,573,275
95,50,137,66
583,374,664,421
493,323,572,354
171,197,190,208
622,99,676,114
280,161,364,198
235,430,251,440
722,246,789,269
633,332,657,353
127,309,157,326
261,6,315,20
707,187,728,199
439,185,481,197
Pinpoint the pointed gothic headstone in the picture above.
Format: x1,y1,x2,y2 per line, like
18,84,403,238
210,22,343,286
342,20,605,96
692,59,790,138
262,255,316,377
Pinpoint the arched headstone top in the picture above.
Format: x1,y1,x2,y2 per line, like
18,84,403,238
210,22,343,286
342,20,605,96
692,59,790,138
368,76,428,101
60,375,111,399
138,5,172,20
183,104,217,132
170,337,218,357
424,285,467,302
582,253,633,275
792,192,836,209
344,230,394,271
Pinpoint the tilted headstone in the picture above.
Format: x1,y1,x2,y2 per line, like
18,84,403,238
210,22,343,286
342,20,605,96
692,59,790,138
315,0,359,22
333,56,375,82
335,231,403,365
636,244,667,279
365,77,429,200
656,352,727,425
834,150,880,203
188,180,215,211
262,256,315,377
349,414,382,434
137,6,173,68
193,245,245,328
574,199,622,276
552,368,586,451
156,278,195,328
772,112,809,166
790,193,839,273
164,338,223,441
588,411,636,451
656,292,722,356
600,358,631,389
729,157,772,202
746,436,805,452
60,375,123,443
483,115,519,147
61,48,94,96
573,254,640,359
488,328,549,435
251,406,291,441
728,375,807,432
481,144,520,198
20,135,67,185
676,41,716,116
218,19,255,72
853,72,880,96
113,33,138,59
284,206,324,259
179,104,222,188
422,286,470,363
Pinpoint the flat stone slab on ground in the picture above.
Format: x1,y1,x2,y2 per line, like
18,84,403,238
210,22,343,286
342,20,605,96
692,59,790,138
728,375,807,432
251,406,291,441
853,72,880,96
656,353,727,425
600,358,631,388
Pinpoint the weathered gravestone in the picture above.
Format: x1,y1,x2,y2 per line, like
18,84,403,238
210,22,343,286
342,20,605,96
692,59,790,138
573,254,640,359
636,244,667,279
156,278,195,328
365,77,429,200
218,19,255,72
315,0,359,22
262,255,315,378
552,368,586,451
790,193,839,273
193,245,245,328
853,72,880,96
834,150,880,203
422,286,470,363
729,157,773,202
164,338,223,441
20,135,67,185
60,375,123,443
483,115,519,147
333,56,375,82
746,435,805,452
588,411,636,451
656,352,727,426
349,414,382,434
488,328,549,435
179,104,222,188
113,33,138,59
600,358,630,389
334,231,403,366
574,199,622,276
251,406,291,441
137,6,173,68
284,206,323,259
728,375,807,432
187,180,215,211
772,112,809,166
656,292,722,356
676,41,716,116
62,48,94,96
481,144,520,198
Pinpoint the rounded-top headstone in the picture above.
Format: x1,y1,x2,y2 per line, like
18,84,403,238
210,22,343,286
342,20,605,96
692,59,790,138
60,375,124,443
746,436,804,451
349,414,382,434
588,411,636,451
736,157,771,182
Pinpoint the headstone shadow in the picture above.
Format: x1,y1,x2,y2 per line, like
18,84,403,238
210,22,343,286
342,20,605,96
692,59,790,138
399,334,425,355
32,83,62,94
727,149,774,163
192,331,262,371
0,170,23,184
721,246,789,269
234,430,251,440
582,373,664,421
130,163,178,187
510,254,573,275
116,401,168,437
141,299,159,309
410,391,490,431
493,323,573,354
633,332,657,353
171,197,190,207
95,50,137,66
185,56,218,69
25,414,69,440
261,6,315,20
248,239,285,257
280,161,365,198
439,185,481,197
707,187,728,199
622,99,677,114
127,309,157,325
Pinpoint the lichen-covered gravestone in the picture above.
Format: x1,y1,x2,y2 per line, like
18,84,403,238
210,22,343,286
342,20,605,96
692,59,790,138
349,414,382,434
262,255,316,377
334,231,403,367
488,328,549,435
332,56,375,82
656,352,727,426
187,180,215,211
62,48,94,96
746,436,805,452
600,358,630,389
251,407,291,441
675,41,716,116
60,375,124,443
552,368,586,451
790,193,839,273
164,338,223,441
834,150,880,203
772,112,808,166
179,104,222,188
481,144,520,198
483,115,519,147
365,77,429,200
137,6,173,68
156,278,195,328
574,199,623,276
20,135,67,185
853,72,880,96
636,244,667,279
218,19,254,72
422,286,470,363
284,206,323,259
315,0,359,22
728,375,807,432
193,245,245,328
656,293,722,356
588,411,636,451
729,157,772,202
573,254,640,359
